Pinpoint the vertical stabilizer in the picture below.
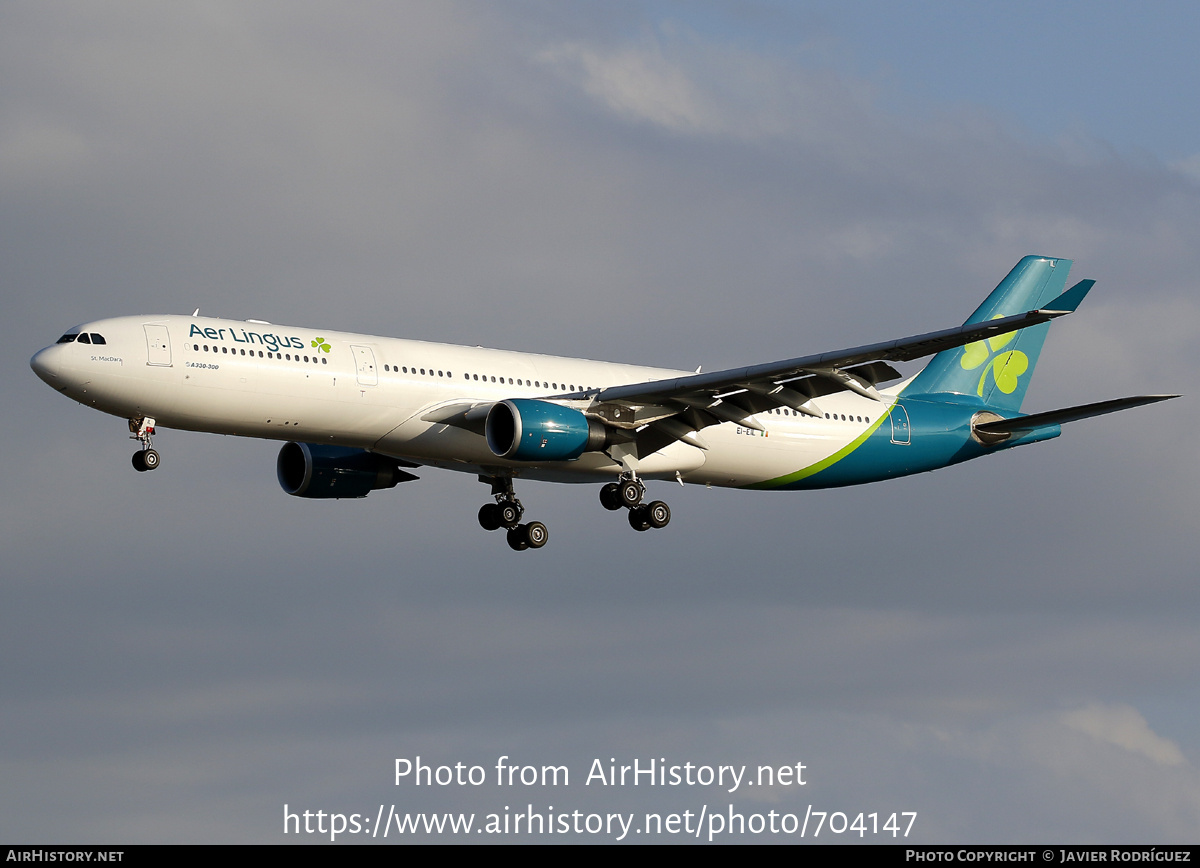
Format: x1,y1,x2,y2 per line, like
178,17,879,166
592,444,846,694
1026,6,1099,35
905,255,1072,412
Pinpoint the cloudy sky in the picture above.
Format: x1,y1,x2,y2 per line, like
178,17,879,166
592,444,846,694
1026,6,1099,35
4,0,1199,844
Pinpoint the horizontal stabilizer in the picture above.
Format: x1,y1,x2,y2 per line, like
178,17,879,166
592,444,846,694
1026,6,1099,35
973,394,1179,437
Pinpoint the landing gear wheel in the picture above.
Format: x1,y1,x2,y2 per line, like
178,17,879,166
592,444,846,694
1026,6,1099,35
619,479,643,509
524,521,549,549
599,483,622,511
507,526,530,551
499,502,522,528
478,503,501,531
628,506,652,532
129,417,158,470
646,500,671,529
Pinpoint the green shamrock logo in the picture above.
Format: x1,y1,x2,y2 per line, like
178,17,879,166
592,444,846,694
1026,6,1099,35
960,317,1028,396
311,337,331,353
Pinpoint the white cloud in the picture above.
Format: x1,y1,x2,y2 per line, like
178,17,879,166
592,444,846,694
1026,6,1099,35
1061,703,1186,767
542,41,716,134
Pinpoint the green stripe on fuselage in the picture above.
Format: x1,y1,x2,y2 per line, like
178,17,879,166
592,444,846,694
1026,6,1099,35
747,405,893,490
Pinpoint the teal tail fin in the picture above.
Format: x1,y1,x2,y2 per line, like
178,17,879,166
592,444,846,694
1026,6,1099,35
906,255,1077,412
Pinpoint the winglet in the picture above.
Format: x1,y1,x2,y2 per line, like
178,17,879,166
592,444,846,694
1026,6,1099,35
1040,279,1094,314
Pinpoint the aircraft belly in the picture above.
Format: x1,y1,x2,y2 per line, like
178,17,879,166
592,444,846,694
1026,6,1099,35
634,442,706,477
686,423,853,487
374,421,706,481
72,360,414,446
168,387,409,443
374,421,493,465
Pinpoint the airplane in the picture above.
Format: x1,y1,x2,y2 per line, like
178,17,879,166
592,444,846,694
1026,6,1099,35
30,255,1176,551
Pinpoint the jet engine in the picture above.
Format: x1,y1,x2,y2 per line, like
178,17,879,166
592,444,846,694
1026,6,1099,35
485,399,609,461
277,442,417,498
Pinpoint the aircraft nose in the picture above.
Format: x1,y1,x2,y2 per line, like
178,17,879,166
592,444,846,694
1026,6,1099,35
30,345,65,386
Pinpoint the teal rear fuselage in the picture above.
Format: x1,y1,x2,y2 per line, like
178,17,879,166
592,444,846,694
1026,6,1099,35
757,395,1061,490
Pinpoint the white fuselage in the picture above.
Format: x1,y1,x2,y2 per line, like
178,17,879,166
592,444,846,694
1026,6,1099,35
31,314,894,488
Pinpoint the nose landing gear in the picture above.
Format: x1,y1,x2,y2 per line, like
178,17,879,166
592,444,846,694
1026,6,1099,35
129,417,160,472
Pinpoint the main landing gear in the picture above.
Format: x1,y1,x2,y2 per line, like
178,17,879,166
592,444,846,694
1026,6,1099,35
599,475,671,532
477,476,548,552
129,417,160,472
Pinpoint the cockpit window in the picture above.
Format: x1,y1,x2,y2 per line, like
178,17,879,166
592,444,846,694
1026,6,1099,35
77,333,92,344
90,333,106,345
56,333,78,344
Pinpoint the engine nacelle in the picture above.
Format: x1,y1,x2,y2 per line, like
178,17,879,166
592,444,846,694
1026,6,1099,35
485,399,609,461
277,442,417,499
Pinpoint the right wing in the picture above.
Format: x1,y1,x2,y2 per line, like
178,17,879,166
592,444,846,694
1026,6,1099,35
567,280,1095,457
